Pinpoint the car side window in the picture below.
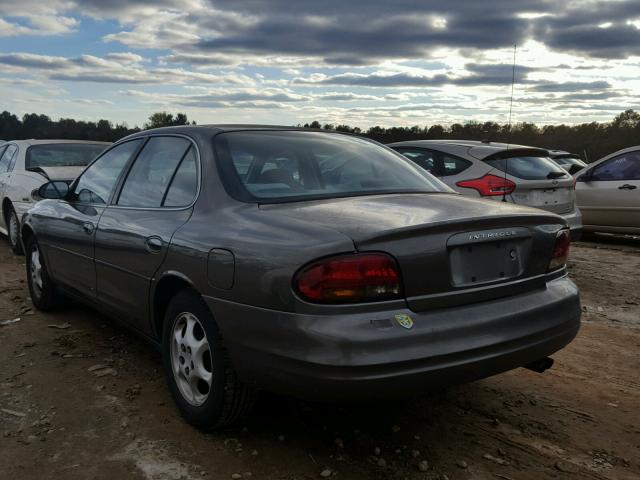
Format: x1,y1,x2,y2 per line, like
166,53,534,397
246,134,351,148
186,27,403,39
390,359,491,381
72,139,142,204
394,148,437,175
440,154,472,176
163,146,198,207
117,136,191,208
591,152,640,181
0,144,17,173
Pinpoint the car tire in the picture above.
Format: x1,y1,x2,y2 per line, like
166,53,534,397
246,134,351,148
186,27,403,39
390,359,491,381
162,289,255,430
6,206,23,255
26,236,63,311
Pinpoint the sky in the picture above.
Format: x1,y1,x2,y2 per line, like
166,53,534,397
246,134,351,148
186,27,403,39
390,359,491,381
0,0,638,128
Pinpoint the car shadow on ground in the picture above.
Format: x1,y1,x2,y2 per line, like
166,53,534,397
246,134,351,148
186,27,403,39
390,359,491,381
578,232,640,248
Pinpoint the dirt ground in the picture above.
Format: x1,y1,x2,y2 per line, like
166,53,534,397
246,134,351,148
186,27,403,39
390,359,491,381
1,236,639,480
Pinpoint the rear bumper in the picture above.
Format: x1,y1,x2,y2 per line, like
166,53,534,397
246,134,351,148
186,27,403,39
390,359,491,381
204,276,581,400
560,208,582,238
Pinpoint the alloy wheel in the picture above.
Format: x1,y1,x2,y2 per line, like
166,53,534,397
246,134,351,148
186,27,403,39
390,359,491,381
170,312,213,406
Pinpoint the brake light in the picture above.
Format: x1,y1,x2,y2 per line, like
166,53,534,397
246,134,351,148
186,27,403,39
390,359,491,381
294,253,402,303
548,229,570,271
456,174,516,196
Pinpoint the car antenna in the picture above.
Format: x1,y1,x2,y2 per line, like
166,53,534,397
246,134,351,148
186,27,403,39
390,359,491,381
502,43,517,202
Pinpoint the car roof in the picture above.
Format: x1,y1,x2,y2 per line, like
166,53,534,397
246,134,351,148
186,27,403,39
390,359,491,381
388,139,549,160
119,124,365,145
2,139,110,146
592,145,640,165
127,124,320,135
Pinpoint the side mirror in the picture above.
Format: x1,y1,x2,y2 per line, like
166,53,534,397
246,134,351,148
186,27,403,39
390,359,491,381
38,181,70,199
576,169,592,182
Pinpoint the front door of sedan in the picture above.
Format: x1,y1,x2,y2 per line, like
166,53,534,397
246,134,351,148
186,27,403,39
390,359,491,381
577,151,640,229
37,139,143,298
94,136,199,334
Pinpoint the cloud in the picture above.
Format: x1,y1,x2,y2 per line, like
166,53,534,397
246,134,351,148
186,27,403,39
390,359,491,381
0,52,254,85
295,63,536,88
0,15,77,37
532,1,640,59
530,81,612,92
119,87,309,108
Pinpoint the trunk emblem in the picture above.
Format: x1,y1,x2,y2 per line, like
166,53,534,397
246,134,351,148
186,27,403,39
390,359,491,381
467,230,517,241
395,314,414,330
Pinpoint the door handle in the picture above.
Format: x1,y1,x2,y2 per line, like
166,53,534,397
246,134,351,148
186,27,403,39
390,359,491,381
618,184,637,190
82,222,95,234
145,236,163,253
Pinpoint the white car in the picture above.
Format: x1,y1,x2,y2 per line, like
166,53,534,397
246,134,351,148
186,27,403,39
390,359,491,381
0,139,109,253
390,140,583,240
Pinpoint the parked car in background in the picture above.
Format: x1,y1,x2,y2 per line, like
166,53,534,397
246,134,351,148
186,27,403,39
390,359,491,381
390,140,583,240
547,149,588,174
22,126,581,430
0,139,109,253
575,145,640,234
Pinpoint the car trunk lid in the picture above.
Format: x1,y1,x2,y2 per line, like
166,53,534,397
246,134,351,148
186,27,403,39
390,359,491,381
260,193,565,310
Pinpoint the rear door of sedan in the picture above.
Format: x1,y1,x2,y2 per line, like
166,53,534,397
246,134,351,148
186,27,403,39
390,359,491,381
94,135,199,334
577,150,640,229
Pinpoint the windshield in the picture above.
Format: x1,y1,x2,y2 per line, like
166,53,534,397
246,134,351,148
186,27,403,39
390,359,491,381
26,143,107,169
215,131,450,202
485,156,569,180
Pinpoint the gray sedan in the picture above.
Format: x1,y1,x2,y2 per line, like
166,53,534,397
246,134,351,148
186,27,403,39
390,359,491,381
22,126,581,430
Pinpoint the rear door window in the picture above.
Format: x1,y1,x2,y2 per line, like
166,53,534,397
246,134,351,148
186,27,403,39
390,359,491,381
591,152,640,181
440,154,472,176
393,148,437,174
117,136,192,208
485,156,568,180
163,147,198,207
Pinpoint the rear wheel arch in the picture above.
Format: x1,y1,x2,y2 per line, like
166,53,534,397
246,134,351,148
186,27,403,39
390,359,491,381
152,273,200,340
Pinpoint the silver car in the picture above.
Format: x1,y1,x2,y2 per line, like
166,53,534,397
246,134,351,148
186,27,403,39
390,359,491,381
390,140,583,240
575,145,640,234
547,150,588,174
0,139,109,253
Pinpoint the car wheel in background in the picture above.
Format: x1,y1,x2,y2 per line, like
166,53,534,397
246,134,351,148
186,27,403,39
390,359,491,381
26,236,63,311
7,207,23,255
162,289,255,430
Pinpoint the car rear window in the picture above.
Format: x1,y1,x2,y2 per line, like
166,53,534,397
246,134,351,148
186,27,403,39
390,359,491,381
485,156,569,180
26,143,107,169
555,157,587,168
215,131,450,203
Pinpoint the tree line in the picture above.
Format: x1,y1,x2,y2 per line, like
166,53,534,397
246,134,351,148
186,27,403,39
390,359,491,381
2,109,639,162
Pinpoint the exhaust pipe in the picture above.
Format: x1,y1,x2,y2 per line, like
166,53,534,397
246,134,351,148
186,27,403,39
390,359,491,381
524,357,554,373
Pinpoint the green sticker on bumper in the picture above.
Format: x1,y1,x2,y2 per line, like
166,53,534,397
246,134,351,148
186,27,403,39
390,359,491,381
394,314,414,329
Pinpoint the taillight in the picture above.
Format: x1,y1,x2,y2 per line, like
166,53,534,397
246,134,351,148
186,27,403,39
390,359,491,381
456,174,516,196
294,253,402,304
548,229,570,271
